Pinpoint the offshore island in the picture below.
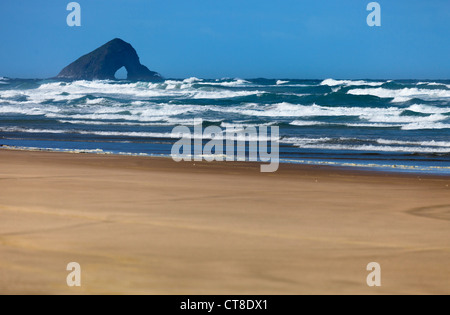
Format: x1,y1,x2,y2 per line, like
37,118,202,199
57,38,163,81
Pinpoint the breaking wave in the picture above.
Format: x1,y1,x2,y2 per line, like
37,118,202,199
347,87,450,102
1,78,449,173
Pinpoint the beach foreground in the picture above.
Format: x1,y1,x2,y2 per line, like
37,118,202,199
0,150,449,295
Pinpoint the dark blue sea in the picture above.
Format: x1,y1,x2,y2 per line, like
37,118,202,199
1,77,449,175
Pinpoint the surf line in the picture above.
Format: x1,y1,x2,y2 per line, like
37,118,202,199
170,119,280,173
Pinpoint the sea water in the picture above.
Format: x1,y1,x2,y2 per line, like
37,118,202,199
0,77,449,175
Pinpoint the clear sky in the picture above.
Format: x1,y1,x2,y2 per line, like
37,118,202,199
0,0,449,79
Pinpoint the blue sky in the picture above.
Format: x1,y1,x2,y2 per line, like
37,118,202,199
0,0,449,79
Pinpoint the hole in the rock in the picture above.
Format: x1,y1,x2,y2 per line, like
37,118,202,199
115,66,127,80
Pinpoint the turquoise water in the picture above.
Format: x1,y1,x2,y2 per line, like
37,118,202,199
0,77,449,175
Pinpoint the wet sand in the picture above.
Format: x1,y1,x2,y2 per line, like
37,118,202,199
0,149,449,295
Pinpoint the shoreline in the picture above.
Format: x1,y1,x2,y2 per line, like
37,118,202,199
0,149,449,294
1,146,449,178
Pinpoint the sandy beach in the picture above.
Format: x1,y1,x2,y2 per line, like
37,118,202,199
0,149,449,295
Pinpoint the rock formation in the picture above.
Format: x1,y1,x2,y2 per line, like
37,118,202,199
57,38,163,81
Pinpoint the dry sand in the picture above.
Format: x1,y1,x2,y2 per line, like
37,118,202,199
0,149,449,295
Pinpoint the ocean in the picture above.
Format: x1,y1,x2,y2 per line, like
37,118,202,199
0,77,449,175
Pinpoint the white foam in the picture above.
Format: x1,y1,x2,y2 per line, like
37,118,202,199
361,113,447,124
289,120,403,128
58,120,178,127
376,139,450,148
58,119,156,127
276,80,289,85
0,127,276,142
48,113,161,122
0,79,263,105
286,142,450,154
57,119,210,127
43,103,213,122
344,123,402,128
0,127,185,138
0,145,111,154
290,120,327,126
132,104,205,117
417,82,450,88
227,102,401,118
280,137,332,145
279,136,450,153
220,122,275,128
321,79,385,87
192,90,262,99
406,104,450,114
0,104,62,116
401,122,450,130
183,77,203,84
2,94,448,131
2,80,449,134
198,79,251,87
85,98,107,105
348,87,450,102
